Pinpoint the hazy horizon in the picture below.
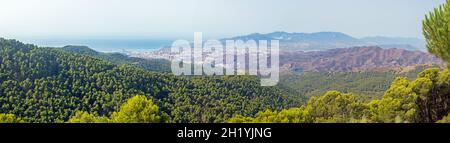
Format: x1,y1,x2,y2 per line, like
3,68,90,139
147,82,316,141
0,0,446,39
8,31,428,41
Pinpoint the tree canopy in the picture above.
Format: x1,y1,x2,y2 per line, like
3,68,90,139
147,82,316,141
229,69,450,123
110,95,162,123
69,95,165,123
423,0,450,63
0,113,23,123
0,38,292,123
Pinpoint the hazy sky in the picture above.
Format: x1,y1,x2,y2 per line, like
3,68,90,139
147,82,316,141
0,0,446,39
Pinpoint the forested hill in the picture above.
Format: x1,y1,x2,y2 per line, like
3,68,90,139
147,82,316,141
0,38,297,123
60,45,171,73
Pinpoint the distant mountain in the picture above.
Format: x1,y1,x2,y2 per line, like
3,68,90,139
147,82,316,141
360,36,426,51
280,46,443,72
223,31,365,51
225,31,359,42
223,31,426,51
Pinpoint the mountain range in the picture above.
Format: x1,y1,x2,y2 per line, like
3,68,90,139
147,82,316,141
70,44,442,73
223,31,426,51
132,31,440,73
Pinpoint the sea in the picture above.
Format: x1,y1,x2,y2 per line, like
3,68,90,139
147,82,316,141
18,38,175,53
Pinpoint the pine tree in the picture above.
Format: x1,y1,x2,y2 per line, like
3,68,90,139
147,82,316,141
0,113,23,123
423,0,450,64
68,111,109,123
110,95,162,123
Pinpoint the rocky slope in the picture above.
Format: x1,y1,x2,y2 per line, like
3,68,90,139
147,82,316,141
280,46,444,72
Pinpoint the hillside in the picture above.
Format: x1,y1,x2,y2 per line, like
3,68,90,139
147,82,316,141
280,46,444,72
60,45,171,73
0,38,297,123
278,69,426,100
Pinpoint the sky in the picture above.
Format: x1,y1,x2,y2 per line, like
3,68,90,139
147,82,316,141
0,0,446,39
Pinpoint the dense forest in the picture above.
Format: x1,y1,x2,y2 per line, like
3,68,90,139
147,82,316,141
1,36,448,123
60,45,171,73
278,70,426,100
0,38,298,123
230,68,450,123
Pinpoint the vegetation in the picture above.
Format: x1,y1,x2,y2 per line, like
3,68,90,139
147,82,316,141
60,45,171,73
229,91,366,123
278,70,423,100
437,114,450,123
230,0,450,123
67,111,108,123
0,38,293,123
229,68,450,123
110,95,164,123
1,0,450,123
68,95,167,123
423,0,450,63
0,113,23,123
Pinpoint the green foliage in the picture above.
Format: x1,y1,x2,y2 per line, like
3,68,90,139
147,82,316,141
68,111,109,123
278,71,421,100
367,77,417,123
60,45,171,73
228,108,312,123
68,95,165,123
305,91,367,123
366,68,450,123
244,0,450,123
414,68,450,122
1,36,449,123
0,38,291,123
229,91,367,123
437,113,450,123
230,69,450,123
423,0,450,63
0,113,23,123
110,95,162,123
